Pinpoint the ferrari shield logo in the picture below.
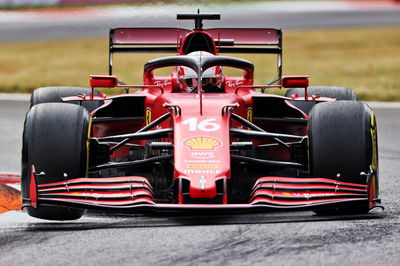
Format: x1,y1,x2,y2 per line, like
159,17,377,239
145,108,152,125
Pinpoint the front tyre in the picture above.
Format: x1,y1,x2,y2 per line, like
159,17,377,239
308,101,379,214
21,103,90,220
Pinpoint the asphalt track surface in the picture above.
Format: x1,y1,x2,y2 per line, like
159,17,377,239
0,98,399,265
0,2,400,42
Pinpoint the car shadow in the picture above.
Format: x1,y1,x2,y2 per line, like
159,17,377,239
24,209,386,232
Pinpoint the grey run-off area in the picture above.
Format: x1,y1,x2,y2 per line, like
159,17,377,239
0,2,400,42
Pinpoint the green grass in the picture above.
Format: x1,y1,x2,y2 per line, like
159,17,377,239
0,26,399,101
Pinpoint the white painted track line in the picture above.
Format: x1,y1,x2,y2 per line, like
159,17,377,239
366,102,400,109
0,93,30,101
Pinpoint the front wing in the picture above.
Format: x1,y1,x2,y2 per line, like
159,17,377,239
25,172,370,212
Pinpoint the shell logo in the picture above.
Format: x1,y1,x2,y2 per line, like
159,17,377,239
184,137,221,150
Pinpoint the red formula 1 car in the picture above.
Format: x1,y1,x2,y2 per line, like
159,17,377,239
22,13,380,220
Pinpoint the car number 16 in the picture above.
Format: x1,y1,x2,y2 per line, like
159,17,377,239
182,118,221,132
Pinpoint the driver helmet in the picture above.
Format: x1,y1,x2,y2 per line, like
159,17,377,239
177,51,223,92
202,65,223,91
177,66,198,93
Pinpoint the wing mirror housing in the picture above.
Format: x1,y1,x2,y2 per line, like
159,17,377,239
89,75,118,100
89,75,164,98
281,76,309,88
90,75,119,88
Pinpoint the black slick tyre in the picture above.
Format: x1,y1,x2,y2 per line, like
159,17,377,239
286,86,357,114
31,86,103,112
21,103,90,220
308,101,379,214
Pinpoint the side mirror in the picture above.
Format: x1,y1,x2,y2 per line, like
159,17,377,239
281,76,309,88
90,75,118,88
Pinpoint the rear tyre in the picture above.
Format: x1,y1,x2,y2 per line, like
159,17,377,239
22,103,90,220
308,101,379,214
31,86,103,112
286,86,357,114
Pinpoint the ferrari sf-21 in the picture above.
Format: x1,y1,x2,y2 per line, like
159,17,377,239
22,13,380,220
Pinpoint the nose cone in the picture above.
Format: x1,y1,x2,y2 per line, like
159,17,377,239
189,175,217,198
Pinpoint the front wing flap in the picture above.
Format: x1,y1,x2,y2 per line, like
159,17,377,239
249,176,368,208
25,173,369,212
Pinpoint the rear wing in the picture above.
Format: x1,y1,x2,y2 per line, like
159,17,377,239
109,27,282,84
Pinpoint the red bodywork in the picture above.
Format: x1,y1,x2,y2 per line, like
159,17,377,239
25,15,378,213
